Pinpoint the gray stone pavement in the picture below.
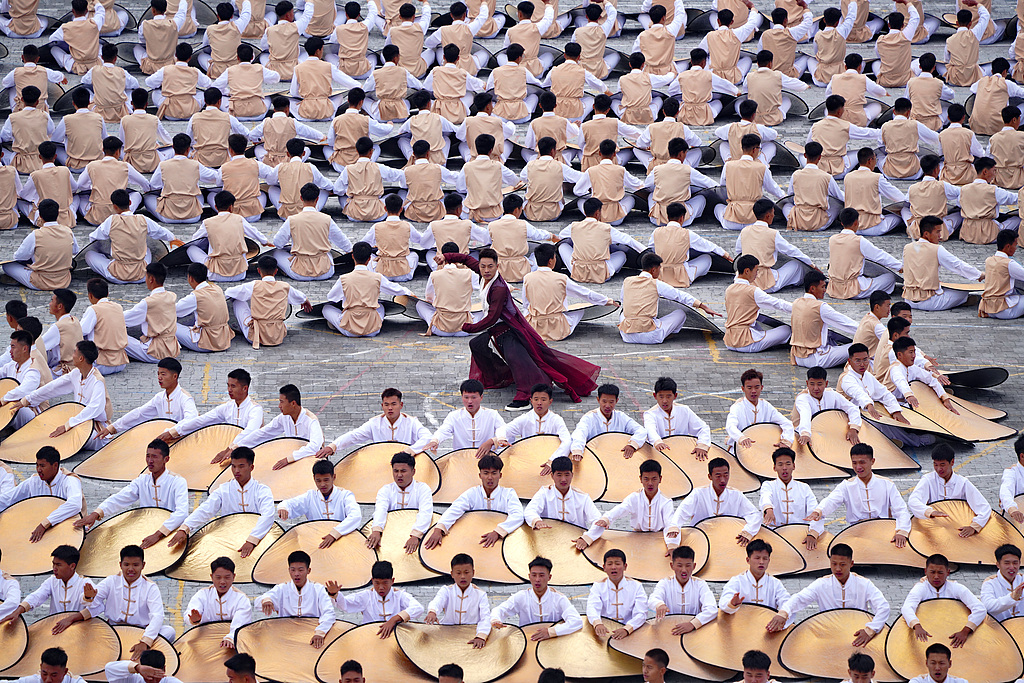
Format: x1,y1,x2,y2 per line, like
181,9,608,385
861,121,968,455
1,0,1024,678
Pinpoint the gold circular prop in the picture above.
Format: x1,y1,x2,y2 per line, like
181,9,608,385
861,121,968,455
736,423,847,480
0,379,21,432
173,622,235,683
335,443,440,504
584,433,691,503
0,403,92,463
609,617,732,681
361,511,441,584
535,619,641,678
947,394,1006,421
77,508,185,578
73,419,177,482
395,623,526,683
806,410,919,472
419,511,521,583
314,622,434,683
252,521,376,588
682,604,799,676
0,615,28,672
0,496,84,575
501,520,605,584
168,424,243,491
1001,616,1024,653
907,380,1018,442
694,518,805,581
236,617,353,683
84,627,179,682
493,623,551,683
828,519,926,568
1,612,120,677
165,513,284,583
663,437,760,493
208,438,313,502
774,524,834,573
778,609,900,681
866,401,955,438
584,527,709,582
884,599,1024,683
433,436,607,504
909,499,1024,566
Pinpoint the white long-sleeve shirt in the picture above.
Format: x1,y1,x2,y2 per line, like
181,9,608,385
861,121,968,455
831,229,903,290
970,73,1024,99
787,162,845,201
150,154,221,188
424,1,488,48
573,114,642,149
793,388,862,436
643,163,719,197
586,577,648,632
698,8,760,51
331,412,431,452
779,573,889,633
51,4,105,47
210,66,282,94
901,578,986,630
0,471,83,528
436,485,524,537
813,473,912,536
646,223,726,259
618,271,699,328
570,409,647,455
643,403,711,449
980,571,1024,621
425,407,506,450
0,358,41,403
491,587,582,637
184,585,252,644
20,573,93,615
668,486,761,540
907,471,992,530
719,570,791,611
422,63,486,96
839,367,903,415
370,480,434,536
85,574,164,645
0,576,19,619
11,223,80,266
360,216,426,252
287,58,361,97
233,408,324,462
417,216,492,250
168,395,263,446
649,575,717,629
336,586,423,622
825,68,887,99
190,213,271,246
806,115,882,146
259,581,335,635
758,9,815,47
334,159,407,194
888,359,947,402
427,584,491,637
110,386,197,435
574,159,644,196
583,489,675,544
278,486,361,539
758,478,821,531
1000,463,1024,513
984,251,1024,309
327,264,413,308
105,661,181,683
725,397,795,446
95,470,189,535
720,156,786,199
248,113,325,144
0,107,54,146
225,276,309,308
272,208,352,254
180,478,276,544
504,409,572,461
524,484,600,528
79,161,151,195
734,223,814,266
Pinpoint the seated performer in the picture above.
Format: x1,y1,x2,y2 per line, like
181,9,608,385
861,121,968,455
806,443,912,546
258,551,335,648
19,143,76,229
575,95,639,170
487,195,558,282
85,192,173,285
888,337,959,416
906,54,954,132
716,134,786,230
323,242,413,337
20,342,111,450
422,1,493,72
336,139,408,223
743,50,811,126
416,243,477,337
618,252,721,345
586,550,648,637
958,157,1019,245
211,46,283,121
852,292,890,360
50,0,105,74
902,216,984,311
909,444,992,536
698,3,760,84
1000,437,1024,525
119,90,173,175
422,379,507,452
759,447,820,545
807,95,883,178
645,142,717,228
135,0,190,72
248,98,326,167
827,209,902,299
184,90,251,168
901,553,986,646
644,376,712,458
2,46,65,111
0,546,92,621
144,44,211,120
790,272,858,368
491,556,583,639
612,53,673,127
266,141,334,218
362,195,421,281
0,331,51,429
524,455,599,528
422,44,487,125
807,3,857,86
0,86,53,175
184,557,252,647
271,184,352,282
101,358,196,437
871,5,919,88
423,455,524,549
225,256,312,348
76,138,150,226
569,383,647,458
363,452,435,554
212,135,273,222
394,91,457,163
827,54,887,126
980,230,1024,319
723,256,794,353
650,545,718,632
420,195,492,268
970,60,1024,137
6,199,73,291
290,38,361,122
649,202,729,285
574,2,622,78
842,148,907,236
719,539,791,611
39,290,83,377
425,553,491,643
757,2,813,77
716,99,779,164
146,134,222,224
572,138,644,226
506,384,572,469
363,45,424,121
726,368,795,451
523,243,614,343
456,94,515,162
986,107,1024,191
122,264,180,364
57,545,174,646
794,367,862,448
330,560,423,636
166,447,275,558
0,446,83,542
632,99,702,171
76,439,188,549
581,460,676,548
736,200,816,293
455,135,520,223
877,99,939,181
317,387,430,457
981,544,1024,620
937,105,983,186
669,457,761,546
230,384,323,470
557,198,647,283
767,543,889,642
175,264,234,353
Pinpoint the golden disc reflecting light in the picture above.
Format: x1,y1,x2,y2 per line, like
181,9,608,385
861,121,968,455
828,519,925,568
335,443,440,504
1001,616,1024,653
395,623,526,683
807,411,919,472
585,433,691,503
173,622,234,683
314,622,433,683
0,379,20,431
2,613,119,677
361,511,440,584
236,617,352,683
610,617,732,681
501,520,605,584
663,437,760,493
774,524,833,573
77,508,184,578
420,512,520,583
867,402,954,437
695,518,804,581
909,500,1024,566
778,609,900,681
165,513,284,583
584,527,708,582
84,627,179,682
682,604,798,676
908,381,1017,442
0,497,83,575
736,423,847,480
492,623,550,683
947,394,1006,421
169,424,243,490
252,521,376,588
208,438,312,502
0,403,91,463
535,619,640,678
0,615,28,672
73,419,176,482
885,599,1023,683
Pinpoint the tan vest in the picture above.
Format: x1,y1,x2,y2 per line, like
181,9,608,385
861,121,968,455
524,269,570,340
90,299,129,366
140,17,178,74
193,283,234,351
408,112,446,163
492,64,530,121
990,129,1024,190
190,108,232,167
7,0,40,37
29,166,74,228
294,59,335,120
266,21,300,79
403,162,444,223
907,76,943,131
372,64,411,121
240,0,267,37
248,279,290,347
488,216,531,281
827,231,865,299
577,23,610,78
89,64,130,123
980,254,1012,316
204,211,248,277
568,219,611,282
638,25,677,76
739,221,779,290
226,63,267,119
810,117,851,176
465,0,497,37
63,18,101,74
345,159,386,221
852,312,881,357
329,111,371,167
813,28,846,83
122,112,162,173
531,115,569,157
372,220,413,278
142,290,179,359
760,27,798,77
1014,33,1024,82
156,64,201,120
261,116,297,167
945,30,982,86
157,157,202,220
220,156,263,218
724,280,760,348
651,223,693,286
960,181,999,244
12,65,49,112
82,157,128,225
463,157,504,221
429,266,473,333
719,0,751,26
902,240,941,301
288,210,333,277
880,118,920,178
843,167,883,231
618,275,660,334
10,108,50,174
339,269,383,335
746,69,785,125
429,217,472,253
790,297,824,361
390,23,428,77
106,213,149,282
842,0,872,42
0,167,18,230
524,156,565,222
30,223,74,290
649,162,693,226
438,24,478,74
678,69,714,125
959,0,994,41
205,21,242,79
788,165,831,230
618,71,654,125
646,120,689,171
334,22,371,76
907,178,949,240
973,75,1008,136
549,62,586,119
54,316,84,371
938,126,977,185
723,158,767,225
588,163,628,224
894,0,927,41
62,109,104,169
580,117,618,170
307,0,337,36
432,66,470,124
276,160,314,218
506,21,544,76
830,71,869,126
725,120,760,162
875,31,912,87
708,28,742,84
465,115,506,159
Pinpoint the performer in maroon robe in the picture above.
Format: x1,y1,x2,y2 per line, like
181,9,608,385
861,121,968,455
440,248,601,411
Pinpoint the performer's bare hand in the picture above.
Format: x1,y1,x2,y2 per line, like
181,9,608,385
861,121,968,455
238,541,256,558
672,621,695,636
1012,510,1024,524
865,404,882,419
75,512,100,530
211,447,232,464
168,530,188,548
929,511,949,518
272,457,290,470
906,396,920,409
52,615,80,635
766,615,787,632
692,446,708,460
698,303,722,317
803,534,817,550
729,593,744,607
50,425,67,438
958,526,978,538
189,609,202,625
480,531,501,547
140,531,164,549
846,428,860,445
798,434,811,446
424,529,444,549
610,628,629,640
262,601,275,616
310,634,325,649
301,301,313,313
949,627,971,648
891,533,907,548
129,642,149,661
404,536,420,554
655,605,669,620
804,511,822,521
469,637,486,648
365,530,382,549
530,628,552,641
594,623,609,638
29,524,46,543
534,521,551,529
574,537,589,550
941,398,959,415
539,462,552,475
594,519,609,528
157,430,175,443
433,253,447,267
314,445,334,459
655,442,670,452
739,438,754,449
1012,583,1024,600
137,666,164,681
851,629,874,647
736,534,749,547
569,451,583,461
763,509,776,526
936,373,951,386
621,444,636,458
319,534,337,549
377,616,401,639
893,411,911,425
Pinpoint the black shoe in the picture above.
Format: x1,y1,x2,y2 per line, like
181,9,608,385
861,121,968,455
505,400,530,412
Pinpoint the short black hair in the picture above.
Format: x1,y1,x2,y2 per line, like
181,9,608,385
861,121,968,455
287,550,311,567
528,556,552,571
36,445,60,465
371,560,394,579
848,653,874,674
40,648,68,669
120,544,145,562
550,456,573,474
225,653,256,677
438,663,464,680
460,379,484,395
211,556,236,573
597,383,619,399
230,447,256,464
477,454,503,471
741,650,772,672
227,368,252,387
340,661,362,677
745,539,772,557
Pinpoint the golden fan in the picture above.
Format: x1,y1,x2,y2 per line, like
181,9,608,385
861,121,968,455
334,442,440,504
165,513,284,583
584,432,691,503
534,619,641,678
252,521,376,588
610,617,732,681
0,615,28,672
77,508,185,577
314,622,434,683
84,626,179,681
695,517,805,581
168,424,243,490
173,622,235,683
866,402,955,438
208,438,312,501
909,499,1024,566
0,379,20,431
907,381,1017,442
806,410,919,472
735,423,847,480
419,511,520,583
662,436,760,493
0,496,84,575
73,419,177,482
491,623,552,683
501,520,605,584
774,524,834,573
946,393,1006,421
828,519,926,568
682,604,799,676
395,623,526,683
778,609,900,681
0,403,91,463
236,617,353,683
1,613,119,677
584,527,709,582
361,511,440,583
